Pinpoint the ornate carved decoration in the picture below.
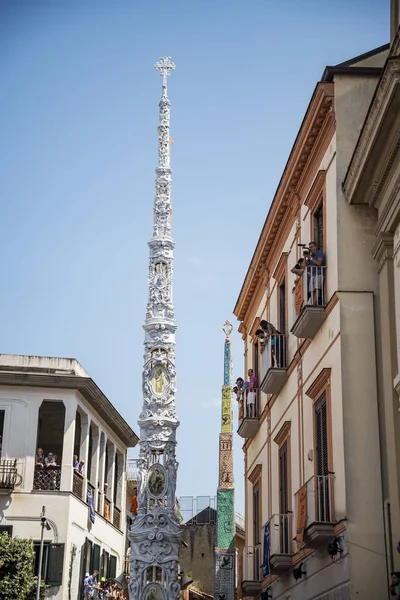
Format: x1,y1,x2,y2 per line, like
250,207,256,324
129,58,181,600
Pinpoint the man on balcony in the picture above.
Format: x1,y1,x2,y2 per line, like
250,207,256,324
307,241,325,305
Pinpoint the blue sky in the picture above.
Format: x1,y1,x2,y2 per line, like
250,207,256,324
0,0,389,516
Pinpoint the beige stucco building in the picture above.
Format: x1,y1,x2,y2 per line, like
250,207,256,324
233,25,399,600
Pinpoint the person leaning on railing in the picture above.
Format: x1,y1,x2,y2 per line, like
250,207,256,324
260,320,282,368
306,241,325,305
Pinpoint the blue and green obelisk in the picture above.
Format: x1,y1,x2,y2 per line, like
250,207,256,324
214,321,235,600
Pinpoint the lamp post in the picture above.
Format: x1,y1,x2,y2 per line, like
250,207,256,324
36,505,52,600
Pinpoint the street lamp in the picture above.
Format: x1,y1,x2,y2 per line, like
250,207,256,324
36,506,53,600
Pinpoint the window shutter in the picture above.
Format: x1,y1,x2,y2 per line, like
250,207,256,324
315,394,328,476
46,543,64,586
92,544,101,572
109,555,117,579
279,443,288,514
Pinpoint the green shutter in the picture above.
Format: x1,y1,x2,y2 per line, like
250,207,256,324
92,544,101,572
108,555,117,579
46,543,65,586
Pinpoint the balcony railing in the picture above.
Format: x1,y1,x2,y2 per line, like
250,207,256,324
179,495,217,524
72,470,84,500
127,458,139,482
241,545,261,597
267,514,293,573
237,390,260,439
260,334,288,395
113,506,121,529
33,465,61,491
294,474,335,548
291,266,327,339
0,459,21,493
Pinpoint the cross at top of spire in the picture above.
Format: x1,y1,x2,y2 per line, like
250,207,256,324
155,57,175,96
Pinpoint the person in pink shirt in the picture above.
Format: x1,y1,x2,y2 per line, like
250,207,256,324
247,368,257,418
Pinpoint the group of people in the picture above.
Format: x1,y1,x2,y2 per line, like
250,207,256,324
35,447,61,489
291,240,326,305
83,570,127,599
233,368,258,420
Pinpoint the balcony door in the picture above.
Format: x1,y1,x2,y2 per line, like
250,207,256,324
279,443,289,553
315,393,330,521
0,410,4,459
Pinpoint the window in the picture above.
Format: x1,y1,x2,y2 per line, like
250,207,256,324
108,555,117,579
253,483,260,545
306,369,333,524
33,542,64,585
0,525,12,537
274,421,291,554
0,410,4,458
279,280,286,334
92,543,101,573
315,394,328,478
114,454,119,505
101,550,109,581
87,425,93,482
313,203,324,251
254,342,259,384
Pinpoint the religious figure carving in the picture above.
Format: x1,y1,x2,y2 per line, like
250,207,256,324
150,366,168,395
137,458,147,512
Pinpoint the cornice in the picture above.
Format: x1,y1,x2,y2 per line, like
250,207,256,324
272,252,288,282
305,368,331,399
234,83,334,323
273,421,291,446
248,463,262,484
0,372,138,448
343,56,400,205
304,170,326,211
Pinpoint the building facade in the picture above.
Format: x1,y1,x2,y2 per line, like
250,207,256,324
233,43,391,600
0,354,138,600
343,17,400,576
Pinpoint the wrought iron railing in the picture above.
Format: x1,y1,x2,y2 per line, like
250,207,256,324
261,334,287,373
242,545,261,582
72,470,84,500
178,496,217,524
237,389,259,427
33,465,61,491
294,474,335,529
127,458,139,482
293,265,327,319
113,506,121,529
267,513,293,556
0,459,21,491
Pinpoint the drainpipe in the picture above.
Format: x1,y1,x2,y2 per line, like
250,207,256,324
384,499,394,575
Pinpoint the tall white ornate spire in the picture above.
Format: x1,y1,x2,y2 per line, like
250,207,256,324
129,58,182,600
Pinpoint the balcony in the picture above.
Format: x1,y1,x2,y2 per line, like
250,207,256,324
260,334,288,395
33,465,61,491
294,475,335,548
291,266,327,339
241,544,261,596
72,470,84,500
268,514,293,574
237,391,260,439
0,459,22,494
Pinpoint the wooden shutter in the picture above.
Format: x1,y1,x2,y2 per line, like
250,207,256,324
46,543,65,586
109,555,117,579
92,544,101,572
253,483,260,545
315,394,328,476
279,443,288,514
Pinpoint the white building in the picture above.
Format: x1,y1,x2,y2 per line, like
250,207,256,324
0,354,138,600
